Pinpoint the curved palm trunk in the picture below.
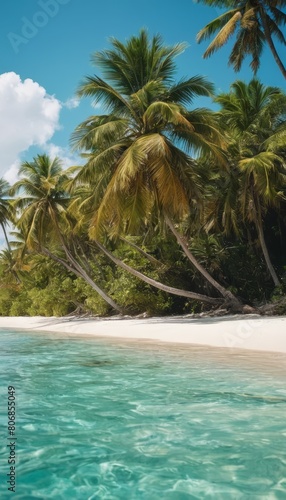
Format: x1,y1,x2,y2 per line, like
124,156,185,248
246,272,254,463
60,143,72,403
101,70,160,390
42,247,122,313
259,7,286,79
1,221,11,252
95,240,222,306
64,250,123,313
72,239,96,276
47,209,122,313
164,215,242,309
255,197,280,287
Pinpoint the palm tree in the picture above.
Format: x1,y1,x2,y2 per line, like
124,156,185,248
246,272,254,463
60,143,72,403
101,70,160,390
0,178,13,251
196,0,286,78
11,154,122,313
208,80,286,286
0,178,21,283
67,182,223,307
71,30,242,310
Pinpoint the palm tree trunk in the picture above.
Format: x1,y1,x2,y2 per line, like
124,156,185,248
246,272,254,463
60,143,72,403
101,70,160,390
255,197,280,287
65,251,122,312
72,239,94,276
45,209,122,313
42,247,123,313
61,247,123,313
164,215,242,309
95,240,222,306
259,7,286,79
1,221,21,284
119,236,164,267
1,221,11,252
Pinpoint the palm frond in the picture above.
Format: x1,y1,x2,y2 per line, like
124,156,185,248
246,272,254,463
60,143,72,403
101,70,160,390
202,11,242,58
143,101,194,131
266,13,286,44
197,9,240,42
71,115,129,150
168,76,215,105
91,29,187,94
77,76,132,116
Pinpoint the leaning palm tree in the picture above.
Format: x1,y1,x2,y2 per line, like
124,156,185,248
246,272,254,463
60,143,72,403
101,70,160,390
71,30,242,310
0,178,13,251
208,80,286,286
11,154,122,313
196,0,286,78
0,178,21,282
67,183,223,306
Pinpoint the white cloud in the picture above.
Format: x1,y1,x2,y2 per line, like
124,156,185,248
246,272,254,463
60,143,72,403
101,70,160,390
64,96,80,109
0,72,61,179
43,142,82,170
3,160,20,185
3,144,82,186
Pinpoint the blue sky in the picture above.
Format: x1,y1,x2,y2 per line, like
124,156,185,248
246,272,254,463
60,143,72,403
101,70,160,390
0,0,285,245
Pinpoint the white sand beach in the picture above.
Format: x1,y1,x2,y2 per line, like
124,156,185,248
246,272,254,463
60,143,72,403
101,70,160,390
1,315,286,354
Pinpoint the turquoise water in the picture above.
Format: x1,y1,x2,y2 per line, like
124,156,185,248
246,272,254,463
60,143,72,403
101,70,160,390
0,329,286,499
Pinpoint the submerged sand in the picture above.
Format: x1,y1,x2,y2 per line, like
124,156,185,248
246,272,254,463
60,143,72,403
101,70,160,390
1,315,286,354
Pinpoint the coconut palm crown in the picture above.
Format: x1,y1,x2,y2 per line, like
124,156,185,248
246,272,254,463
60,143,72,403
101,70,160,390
11,155,70,250
208,79,286,285
0,178,13,250
196,0,286,78
71,29,224,238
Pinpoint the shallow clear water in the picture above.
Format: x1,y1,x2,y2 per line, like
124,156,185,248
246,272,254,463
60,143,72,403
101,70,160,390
0,328,286,499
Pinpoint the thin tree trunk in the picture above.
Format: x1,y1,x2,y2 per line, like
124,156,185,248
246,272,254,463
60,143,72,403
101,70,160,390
44,207,122,313
60,247,123,313
259,7,286,79
42,247,82,275
95,240,222,306
42,247,123,313
119,236,165,267
164,215,241,308
255,197,280,287
1,221,21,284
72,239,94,276
73,239,106,280
1,221,11,252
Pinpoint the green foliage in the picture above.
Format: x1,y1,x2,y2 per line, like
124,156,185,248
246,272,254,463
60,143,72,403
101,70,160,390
0,285,18,316
26,276,74,317
71,278,111,316
196,0,286,77
9,290,32,316
110,267,173,315
220,240,275,303
1,31,286,316
71,30,221,240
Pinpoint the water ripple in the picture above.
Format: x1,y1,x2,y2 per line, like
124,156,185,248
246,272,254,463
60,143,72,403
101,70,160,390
0,328,286,499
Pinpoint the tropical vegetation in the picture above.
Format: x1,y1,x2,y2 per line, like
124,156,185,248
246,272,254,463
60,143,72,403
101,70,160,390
0,27,285,317
196,0,286,78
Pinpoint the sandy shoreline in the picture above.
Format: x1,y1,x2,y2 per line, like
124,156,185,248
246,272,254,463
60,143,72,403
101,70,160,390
1,315,286,354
